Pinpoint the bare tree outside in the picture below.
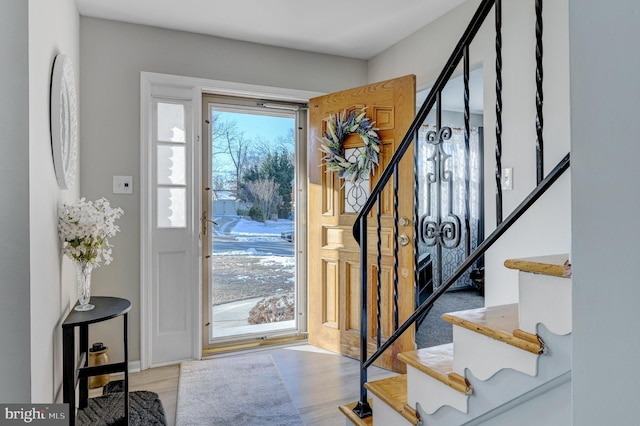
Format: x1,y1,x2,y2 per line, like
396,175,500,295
246,178,281,221
254,128,295,157
212,114,254,194
211,112,233,139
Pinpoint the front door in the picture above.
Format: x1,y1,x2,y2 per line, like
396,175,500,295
308,75,416,372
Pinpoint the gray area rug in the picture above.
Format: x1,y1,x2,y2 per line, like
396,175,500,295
176,354,303,425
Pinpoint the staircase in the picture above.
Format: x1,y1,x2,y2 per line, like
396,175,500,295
341,255,572,425
341,0,573,423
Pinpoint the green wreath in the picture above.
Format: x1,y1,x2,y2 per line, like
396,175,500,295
319,108,381,183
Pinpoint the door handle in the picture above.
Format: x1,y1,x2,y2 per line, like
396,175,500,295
398,234,410,246
202,212,218,236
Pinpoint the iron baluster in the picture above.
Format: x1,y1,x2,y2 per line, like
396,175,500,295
495,0,503,225
413,126,421,336
435,95,443,287
536,0,544,184
464,45,472,257
376,194,382,348
393,165,400,331
354,214,372,419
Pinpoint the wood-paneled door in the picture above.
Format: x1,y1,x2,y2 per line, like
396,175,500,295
308,75,416,372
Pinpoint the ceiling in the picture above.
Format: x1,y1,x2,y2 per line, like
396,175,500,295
75,0,466,60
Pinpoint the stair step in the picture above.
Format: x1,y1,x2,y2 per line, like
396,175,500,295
338,401,373,426
365,375,420,425
442,304,544,354
398,343,472,395
504,254,571,277
506,254,573,335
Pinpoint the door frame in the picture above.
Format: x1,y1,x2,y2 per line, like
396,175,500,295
140,71,321,369
201,95,307,349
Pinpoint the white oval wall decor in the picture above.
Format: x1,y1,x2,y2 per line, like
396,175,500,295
50,54,78,189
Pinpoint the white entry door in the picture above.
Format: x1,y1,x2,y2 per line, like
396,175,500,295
142,83,200,367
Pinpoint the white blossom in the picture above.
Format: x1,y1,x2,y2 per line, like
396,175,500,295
58,198,124,267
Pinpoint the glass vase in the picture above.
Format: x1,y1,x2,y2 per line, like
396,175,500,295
74,261,95,311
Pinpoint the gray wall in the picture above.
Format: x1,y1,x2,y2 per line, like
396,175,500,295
0,0,31,403
28,0,81,402
0,0,79,403
79,17,368,362
570,1,640,424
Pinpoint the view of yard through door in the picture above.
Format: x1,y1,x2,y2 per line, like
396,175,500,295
205,101,299,343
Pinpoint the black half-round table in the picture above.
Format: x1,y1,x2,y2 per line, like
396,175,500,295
62,296,131,426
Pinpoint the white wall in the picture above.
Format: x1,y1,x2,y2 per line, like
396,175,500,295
368,0,571,306
570,1,640,424
28,0,80,402
79,17,368,362
0,0,31,403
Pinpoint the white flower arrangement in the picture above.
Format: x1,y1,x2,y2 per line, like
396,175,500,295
58,198,124,267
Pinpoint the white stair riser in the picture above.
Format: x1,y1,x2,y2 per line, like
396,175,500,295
453,327,539,380
519,271,572,335
406,365,468,414
370,394,411,425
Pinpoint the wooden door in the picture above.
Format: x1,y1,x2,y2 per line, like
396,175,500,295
308,75,416,372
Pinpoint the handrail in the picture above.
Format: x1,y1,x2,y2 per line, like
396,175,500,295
362,153,570,370
353,0,496,243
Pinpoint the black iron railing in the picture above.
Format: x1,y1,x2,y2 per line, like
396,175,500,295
362,153,569,372
350,0,567,418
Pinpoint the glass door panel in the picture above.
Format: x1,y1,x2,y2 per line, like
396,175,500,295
204,101,299,344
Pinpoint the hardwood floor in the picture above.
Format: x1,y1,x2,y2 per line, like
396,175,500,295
92,343,396,425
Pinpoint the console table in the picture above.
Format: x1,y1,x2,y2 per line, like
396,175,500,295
62,296,131,426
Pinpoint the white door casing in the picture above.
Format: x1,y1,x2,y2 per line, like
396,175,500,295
141,72,320,369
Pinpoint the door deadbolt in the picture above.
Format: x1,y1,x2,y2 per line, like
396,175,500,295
398,234,410,246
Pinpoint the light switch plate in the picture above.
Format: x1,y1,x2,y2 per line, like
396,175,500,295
501,168,513,191
113,176,133,194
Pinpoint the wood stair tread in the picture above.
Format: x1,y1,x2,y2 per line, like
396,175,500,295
339,401,373,426
398,343,473,395
442,304,544,354
364,375,420,425
504,254,571,277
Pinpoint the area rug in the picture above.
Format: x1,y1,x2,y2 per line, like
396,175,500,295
176,354,303,425
76,389,167,425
